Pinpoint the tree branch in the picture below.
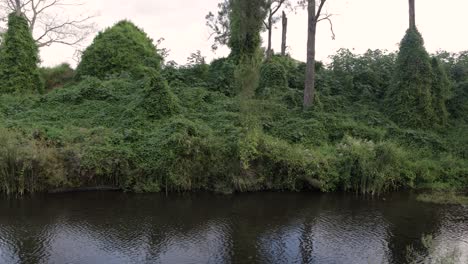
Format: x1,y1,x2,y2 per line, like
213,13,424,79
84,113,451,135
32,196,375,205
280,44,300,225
314,0,327,22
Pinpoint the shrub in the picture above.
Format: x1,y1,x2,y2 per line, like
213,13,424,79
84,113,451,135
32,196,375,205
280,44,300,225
0,128,67,195
257,61,288,95
0,13,43,94
207,57,236,95
140,69,180,119
430,58,451,126
447,81,468,121
336,137,409,195
40,63,75,91
76,20,162,80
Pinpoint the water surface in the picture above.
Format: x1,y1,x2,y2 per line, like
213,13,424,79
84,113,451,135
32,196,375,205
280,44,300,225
0,192,467,264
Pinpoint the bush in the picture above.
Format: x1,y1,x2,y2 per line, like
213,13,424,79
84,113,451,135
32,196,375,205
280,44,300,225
447,81,468,121
0,128,67,195
257,61,288,95
336,137,409,194
430,58,450,126
76,20,162,80
140,69,180,119
207,57,236,95
0,13,43,94
41,63,75,91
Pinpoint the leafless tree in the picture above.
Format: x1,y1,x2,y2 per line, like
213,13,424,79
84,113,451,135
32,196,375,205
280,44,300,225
281,10,287,56
0,0,95,48
263,0,290,59
300,0,335,109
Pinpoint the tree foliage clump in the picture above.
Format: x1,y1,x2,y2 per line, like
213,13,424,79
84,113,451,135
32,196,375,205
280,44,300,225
228,0,266,60
0,13,43,94
40,63,75,91
207,57,237,96
141,69,180,119
76,20,162,80
385,29,435,128
258,60,288,94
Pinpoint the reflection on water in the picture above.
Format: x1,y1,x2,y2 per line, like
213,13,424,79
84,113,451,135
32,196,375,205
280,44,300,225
0,192,466,264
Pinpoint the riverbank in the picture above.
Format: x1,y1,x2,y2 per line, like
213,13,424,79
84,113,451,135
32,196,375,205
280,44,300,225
0,54,467,196
417,191,468,205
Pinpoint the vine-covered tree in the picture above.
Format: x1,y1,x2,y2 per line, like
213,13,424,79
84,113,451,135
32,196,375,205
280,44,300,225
0,0,95,48
385,0,452,128
75,20,162,80
0,12,43,94
229,0,267,60
206,0,288,58
385,0,435,128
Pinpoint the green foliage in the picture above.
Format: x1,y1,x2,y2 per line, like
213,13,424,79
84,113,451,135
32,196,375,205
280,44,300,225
430,58,450,126
207,57,236,95
0,43,466,196
0,128,67,196
228,0,266,60
385,29,435,128
258,60,288,95
447,81,468,121
330,49,395,101
0,13,43,94
40,63,75,91
140,69,180,119
336,137,409,195
76,20,161,80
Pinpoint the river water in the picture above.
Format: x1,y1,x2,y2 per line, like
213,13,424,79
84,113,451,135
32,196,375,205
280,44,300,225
0,192,467,264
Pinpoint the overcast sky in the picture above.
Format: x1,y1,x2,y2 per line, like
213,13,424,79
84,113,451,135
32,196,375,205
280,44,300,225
38,0,468,67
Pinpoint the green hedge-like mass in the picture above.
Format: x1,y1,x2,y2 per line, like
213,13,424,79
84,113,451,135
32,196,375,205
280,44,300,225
76,20,162,80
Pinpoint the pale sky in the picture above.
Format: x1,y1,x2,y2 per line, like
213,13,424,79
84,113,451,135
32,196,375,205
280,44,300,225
38,0,468,67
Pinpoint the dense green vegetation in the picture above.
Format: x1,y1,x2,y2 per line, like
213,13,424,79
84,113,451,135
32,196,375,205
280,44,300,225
0,13,466,196
0,13,43,94
75,20,162,80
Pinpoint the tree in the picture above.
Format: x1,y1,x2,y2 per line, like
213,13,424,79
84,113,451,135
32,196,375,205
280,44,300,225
206,0,289,58
205,0,231,51
75,20,162,80
302,0,335,109
0,0,95,48
281,11,287,56
228,0,267,60
385,29,434,128
0,12,43,94
263,0,289,59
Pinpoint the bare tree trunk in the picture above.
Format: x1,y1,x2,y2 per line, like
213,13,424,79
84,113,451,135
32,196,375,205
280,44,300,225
409,0,416,29
267,14,273,59
281,11,287,56
14,0,21,15
304,0,317,109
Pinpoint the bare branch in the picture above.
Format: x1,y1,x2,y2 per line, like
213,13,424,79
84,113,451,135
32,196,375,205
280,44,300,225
314,0,326,23
0,0,96,49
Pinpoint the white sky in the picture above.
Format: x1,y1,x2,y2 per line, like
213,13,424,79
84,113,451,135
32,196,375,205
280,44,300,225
38,0,468,67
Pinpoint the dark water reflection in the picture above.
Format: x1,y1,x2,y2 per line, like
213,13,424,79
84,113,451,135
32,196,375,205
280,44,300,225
0,192,466,264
